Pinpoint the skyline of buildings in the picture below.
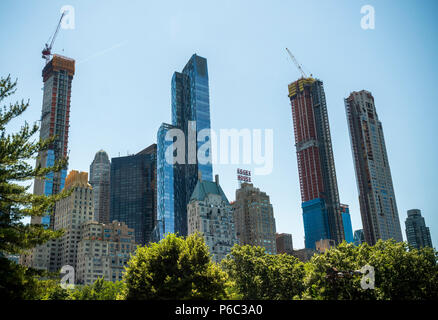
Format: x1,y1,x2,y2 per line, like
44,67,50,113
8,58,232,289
18,49,435,279
345,90,403,245
288,77,345,249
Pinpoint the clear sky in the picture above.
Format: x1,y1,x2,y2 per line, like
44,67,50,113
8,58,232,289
1,0,437,249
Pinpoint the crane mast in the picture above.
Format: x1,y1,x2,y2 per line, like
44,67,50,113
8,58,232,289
42,11,66,63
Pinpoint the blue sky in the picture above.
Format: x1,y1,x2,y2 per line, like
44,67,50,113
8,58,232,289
1,0,437,249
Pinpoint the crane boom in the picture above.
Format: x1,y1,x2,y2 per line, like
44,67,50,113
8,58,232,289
42,11,66,63
286,48,307,78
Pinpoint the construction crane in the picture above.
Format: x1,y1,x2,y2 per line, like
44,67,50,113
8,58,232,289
285,48,309,79
42,11,66,63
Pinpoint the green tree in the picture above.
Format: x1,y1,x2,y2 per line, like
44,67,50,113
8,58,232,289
222,244,306,299
0,75,70,299
69,278,126,300
303,240,438,300
123,233,229,300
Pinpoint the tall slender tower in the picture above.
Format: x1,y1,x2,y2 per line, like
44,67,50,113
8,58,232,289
90,150,111,224
288,77,344,249
345,90,403,245
32,54,75,229
155,54,213,240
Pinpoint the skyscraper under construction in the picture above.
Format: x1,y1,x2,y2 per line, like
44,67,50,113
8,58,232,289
288,77,344,249
31,54,75,229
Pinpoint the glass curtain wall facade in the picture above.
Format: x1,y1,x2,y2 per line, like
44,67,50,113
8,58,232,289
155,123,183,240
155,54,213,239
341,204,354,243
110,145,157,245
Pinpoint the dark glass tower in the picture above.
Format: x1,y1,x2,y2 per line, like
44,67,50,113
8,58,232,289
288,77,344,249
32,54,75,229
110,144,157,245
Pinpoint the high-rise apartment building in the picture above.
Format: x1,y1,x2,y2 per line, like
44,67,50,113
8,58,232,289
110,144,157,245
187,175,237,263
405,209,433,249
32,54,75,228
288,77,344,249
341,204,354,243
232,183,277,254
76,220,137,285
276,233,293,254
90,150,111,224
345,90,403,245
53,170,94,272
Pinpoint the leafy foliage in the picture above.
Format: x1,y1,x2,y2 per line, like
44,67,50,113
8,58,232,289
68,278,126,300
303,240,438,300
222,244,306,299
123,233,229,300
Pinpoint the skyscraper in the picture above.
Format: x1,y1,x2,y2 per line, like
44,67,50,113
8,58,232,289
172,54,213,182
345,90,403,245
276,233,293,254
288,77,344,249
32,54,75,228
155,54,213,240
53,170,94,274
405,209,433,249
110,144,157,245
341,204,354,243
232,182,277,254
21,55,75,271
187,175,237,263
76,220,137,285
90,150,111,224
353,229,365,246
155,123,186,240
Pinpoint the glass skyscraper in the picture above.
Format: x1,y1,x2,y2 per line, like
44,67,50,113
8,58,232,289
110,144,157,245
341,204,354,243
155,54,213,240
